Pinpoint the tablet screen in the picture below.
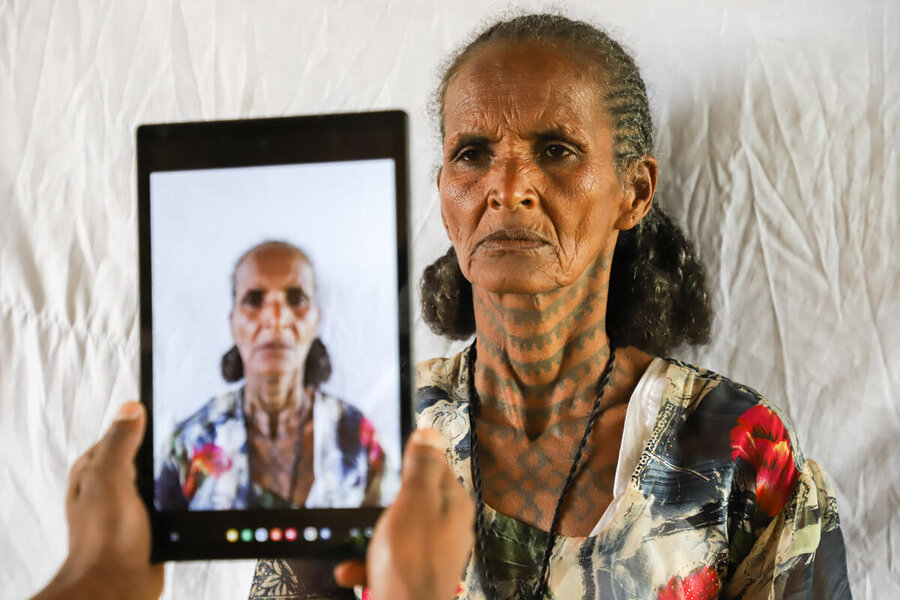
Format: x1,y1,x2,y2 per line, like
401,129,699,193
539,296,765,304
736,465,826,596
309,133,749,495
137,112,410,561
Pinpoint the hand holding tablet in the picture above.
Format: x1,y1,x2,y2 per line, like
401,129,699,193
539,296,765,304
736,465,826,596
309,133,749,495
31,402,164,600
31,404,473,600
335,428,475,600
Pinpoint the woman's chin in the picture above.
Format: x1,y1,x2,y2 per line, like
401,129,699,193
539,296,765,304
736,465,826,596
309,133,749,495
464,253,576,295
245,364,297,381
468,266,575,296
476,280,553,295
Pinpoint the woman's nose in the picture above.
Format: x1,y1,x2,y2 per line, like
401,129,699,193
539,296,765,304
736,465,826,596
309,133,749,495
260,298,290,328
487,158,538,211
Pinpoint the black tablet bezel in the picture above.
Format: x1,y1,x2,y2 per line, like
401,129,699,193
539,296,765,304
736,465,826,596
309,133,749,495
136,111,412,562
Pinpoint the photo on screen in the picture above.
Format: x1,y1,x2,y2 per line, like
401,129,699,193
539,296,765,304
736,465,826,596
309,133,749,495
149,159,401,512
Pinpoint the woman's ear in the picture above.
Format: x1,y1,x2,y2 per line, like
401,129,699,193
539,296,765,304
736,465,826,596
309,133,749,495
615,155,658,230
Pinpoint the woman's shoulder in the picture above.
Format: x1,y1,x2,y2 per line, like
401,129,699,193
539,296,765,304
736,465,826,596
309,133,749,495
172,389,243,438
658,359,803,459
650,359,808,517
313,392,386,481
314,390,373,429
414,347,471,416
314,390,355,414
315,391,381,445
661,362,851,596
164,390,245,465
414,350,475,479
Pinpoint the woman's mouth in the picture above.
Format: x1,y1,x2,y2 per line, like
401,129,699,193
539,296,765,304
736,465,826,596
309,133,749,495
478,229,548,251
255,341,292,353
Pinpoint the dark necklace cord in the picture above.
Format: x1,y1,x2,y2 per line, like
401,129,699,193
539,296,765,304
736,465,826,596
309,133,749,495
468,341,617,600
468,348,500,600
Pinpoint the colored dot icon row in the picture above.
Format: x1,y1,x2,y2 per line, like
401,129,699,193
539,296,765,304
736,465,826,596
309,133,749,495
225,526,334,543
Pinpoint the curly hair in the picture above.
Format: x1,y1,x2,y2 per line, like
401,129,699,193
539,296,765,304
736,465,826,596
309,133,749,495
221,240,332,387
421,13,712,355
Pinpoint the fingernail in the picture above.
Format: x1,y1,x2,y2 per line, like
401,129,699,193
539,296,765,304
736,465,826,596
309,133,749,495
411,428,444,452
114,402,142,422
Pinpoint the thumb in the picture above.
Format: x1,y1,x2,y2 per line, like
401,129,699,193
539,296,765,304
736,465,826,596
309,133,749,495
94,401,147,468
401,428,447,488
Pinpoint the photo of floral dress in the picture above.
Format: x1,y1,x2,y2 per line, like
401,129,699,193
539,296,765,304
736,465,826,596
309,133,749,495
415,348,852,600
157,389,390,600
156,388,386,510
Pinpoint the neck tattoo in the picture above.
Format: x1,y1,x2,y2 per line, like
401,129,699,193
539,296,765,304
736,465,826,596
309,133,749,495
243,387,314,505
468,340,616,600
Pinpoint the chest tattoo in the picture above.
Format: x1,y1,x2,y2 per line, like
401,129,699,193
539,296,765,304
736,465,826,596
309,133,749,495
247,420,315,506
475,413,620,534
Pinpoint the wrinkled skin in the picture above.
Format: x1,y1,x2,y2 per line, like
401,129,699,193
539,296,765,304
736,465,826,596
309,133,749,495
438,39,655,297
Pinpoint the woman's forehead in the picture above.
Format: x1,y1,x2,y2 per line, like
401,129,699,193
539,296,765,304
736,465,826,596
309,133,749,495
443,40,607,138
234,248,315,289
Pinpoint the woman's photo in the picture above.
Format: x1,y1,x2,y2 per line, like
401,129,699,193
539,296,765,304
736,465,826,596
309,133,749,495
148,160,402,511
156,241,387,510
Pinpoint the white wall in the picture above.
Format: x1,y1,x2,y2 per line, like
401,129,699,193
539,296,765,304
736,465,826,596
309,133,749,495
0,1,896,598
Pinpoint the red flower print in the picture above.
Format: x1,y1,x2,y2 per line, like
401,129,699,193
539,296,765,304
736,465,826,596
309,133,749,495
730,404,799,517
657,565,719,600
182,443,232,499
359,417,385,472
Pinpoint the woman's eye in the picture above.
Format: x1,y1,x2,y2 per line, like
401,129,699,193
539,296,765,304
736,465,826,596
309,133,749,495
543,144,572,159
458,148,482,162
286,288,307,307
242,290,264,308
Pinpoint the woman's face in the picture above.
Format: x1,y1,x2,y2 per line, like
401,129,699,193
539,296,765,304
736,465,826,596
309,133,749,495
230,246,320,380
439,40,638,294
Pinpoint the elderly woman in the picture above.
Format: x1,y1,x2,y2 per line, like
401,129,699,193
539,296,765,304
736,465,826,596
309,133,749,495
156,240,385,511
410,13,851,600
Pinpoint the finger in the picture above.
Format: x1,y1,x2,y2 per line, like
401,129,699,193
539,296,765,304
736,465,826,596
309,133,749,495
66,437,104,501
402,428,447,488
440,463,475,527
67,453,91,501
333,560,367,588
93,401,147,470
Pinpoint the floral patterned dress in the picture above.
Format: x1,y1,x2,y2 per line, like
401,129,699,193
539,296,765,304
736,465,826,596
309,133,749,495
155,388,387,600
156,388,386,511
416,348,852,600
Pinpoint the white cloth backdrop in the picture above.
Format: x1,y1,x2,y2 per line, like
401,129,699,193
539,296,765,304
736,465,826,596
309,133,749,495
0,1,897,598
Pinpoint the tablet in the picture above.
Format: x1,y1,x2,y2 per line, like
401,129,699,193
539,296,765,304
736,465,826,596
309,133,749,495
136,111,411,561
